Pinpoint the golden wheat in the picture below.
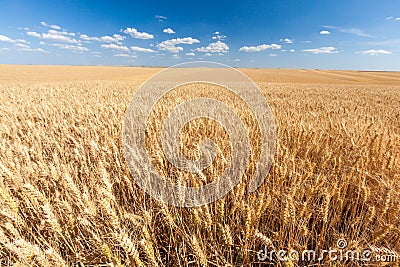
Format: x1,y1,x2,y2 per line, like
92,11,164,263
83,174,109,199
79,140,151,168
0,66,399,266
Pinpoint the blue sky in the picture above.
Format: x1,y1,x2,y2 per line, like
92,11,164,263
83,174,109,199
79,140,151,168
0,0,400,70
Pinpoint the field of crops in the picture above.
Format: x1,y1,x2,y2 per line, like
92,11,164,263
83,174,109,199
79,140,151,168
0,65,399,266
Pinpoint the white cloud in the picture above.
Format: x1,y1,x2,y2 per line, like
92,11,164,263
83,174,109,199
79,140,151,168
123,28,153,39
234,58,240,62
48,30,60,35
33,48,47,53
14,43,30,49
186,52,195,56
204,53,212,57
49,44,88,51
79,34,126,45
101,43,129,51
281,38,294,44
17,44,48,53
320,30,331,35
357,49,392,55
269,53,278,57
163,28,175,34
101,34,125,44
212,33,226,40
16,39,29,44
239,43,281,52
115,53,129,57
157,37,200,53
166,37,200,45
41,33,78,43
172,54,180,58
323,25,371,37
41,21,61,30
157,44,182,53
130,46,155,53
290,49,295,52
27,31,41,38
101,36,117,43
112,34,125,41
39,41,45,45
1,35,30,45
78,33,125,43
79,34,101,41
303,46,338,54
27,31,78,43
386,16,400,21
48,29,75,36
196,41,229,53
155,15,167,20
0,34,16,43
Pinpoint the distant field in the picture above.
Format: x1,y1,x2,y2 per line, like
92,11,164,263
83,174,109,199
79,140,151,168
0,65,399,266
1,64,400,84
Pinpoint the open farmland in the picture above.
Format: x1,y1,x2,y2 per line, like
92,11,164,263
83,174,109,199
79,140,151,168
0,65,399,266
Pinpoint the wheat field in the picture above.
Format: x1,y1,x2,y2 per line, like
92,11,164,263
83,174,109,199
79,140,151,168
0,65,399,266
